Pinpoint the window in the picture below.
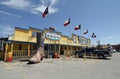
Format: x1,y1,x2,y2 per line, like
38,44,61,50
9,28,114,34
32,32,36,37
19,45,22,50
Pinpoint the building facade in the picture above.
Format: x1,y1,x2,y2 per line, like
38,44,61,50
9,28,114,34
0,27,91,61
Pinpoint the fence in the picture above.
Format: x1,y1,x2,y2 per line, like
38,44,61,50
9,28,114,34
10,49,77,59
63,50,76,55
44,50,76,58
13,50,36,59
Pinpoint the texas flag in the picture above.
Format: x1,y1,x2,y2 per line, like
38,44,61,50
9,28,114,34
49,27,56,31
42,6,49,18
93,35,96,38
64,19,70,26
83,29,88,34
74,25,81,30
91,32,96,38
91,32,95,38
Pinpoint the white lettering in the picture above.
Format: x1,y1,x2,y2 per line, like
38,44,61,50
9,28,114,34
45,32,61,40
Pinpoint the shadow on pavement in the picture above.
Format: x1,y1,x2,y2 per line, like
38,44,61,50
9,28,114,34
80,57,111,60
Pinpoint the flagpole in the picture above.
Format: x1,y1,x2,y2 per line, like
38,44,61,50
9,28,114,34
80,26,82,37
87,30,89,46
69,24,71,37
68,21,71,56
68,18,71,37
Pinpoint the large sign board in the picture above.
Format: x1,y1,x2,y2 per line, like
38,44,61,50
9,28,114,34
45,32,61,40
79,37,88,44
73,36,77,43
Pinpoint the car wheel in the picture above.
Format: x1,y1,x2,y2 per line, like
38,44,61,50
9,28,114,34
98,54,105,59
79,55,83,58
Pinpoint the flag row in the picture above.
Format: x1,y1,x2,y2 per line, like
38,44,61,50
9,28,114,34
42,6,96,38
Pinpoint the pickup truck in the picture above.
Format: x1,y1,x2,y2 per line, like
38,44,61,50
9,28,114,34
75,48,112,59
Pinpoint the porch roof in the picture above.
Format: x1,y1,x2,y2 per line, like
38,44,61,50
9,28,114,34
4,40,36,44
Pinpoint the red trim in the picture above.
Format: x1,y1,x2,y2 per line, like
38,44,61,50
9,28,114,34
42,13,47,18
83,30,88,34
42,7,48,18
64,19,70,26
74,25,81,30
64,22,70,26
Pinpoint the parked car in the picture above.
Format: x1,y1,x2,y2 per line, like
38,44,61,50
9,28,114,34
75,47,112,59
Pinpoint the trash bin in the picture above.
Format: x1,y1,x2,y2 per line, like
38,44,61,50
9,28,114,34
7,52,12,62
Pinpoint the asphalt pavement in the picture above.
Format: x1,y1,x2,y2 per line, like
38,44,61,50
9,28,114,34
0,52,120,79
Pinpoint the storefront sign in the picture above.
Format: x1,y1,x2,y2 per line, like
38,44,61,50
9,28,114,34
79,37,88,44
73,36,77,43
45,32,61,40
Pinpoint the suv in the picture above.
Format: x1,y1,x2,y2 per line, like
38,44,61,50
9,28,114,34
75,48,112,59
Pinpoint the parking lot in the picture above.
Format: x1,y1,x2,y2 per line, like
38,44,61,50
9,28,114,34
0,53,120,79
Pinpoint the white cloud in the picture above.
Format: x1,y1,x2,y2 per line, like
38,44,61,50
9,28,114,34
40,0,58,7
101,35,120,40
33,0,59,14
0,25,14,36
0,10,21,18
50,0,58,6
33,5,58,14
91,35,120,45
101,36,115,40
1,0,33,10
100,36,120,45
1,0,59,14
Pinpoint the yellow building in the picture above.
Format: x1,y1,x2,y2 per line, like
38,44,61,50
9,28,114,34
0,27,91,61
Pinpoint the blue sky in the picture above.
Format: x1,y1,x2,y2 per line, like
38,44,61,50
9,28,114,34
0,0,120,45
